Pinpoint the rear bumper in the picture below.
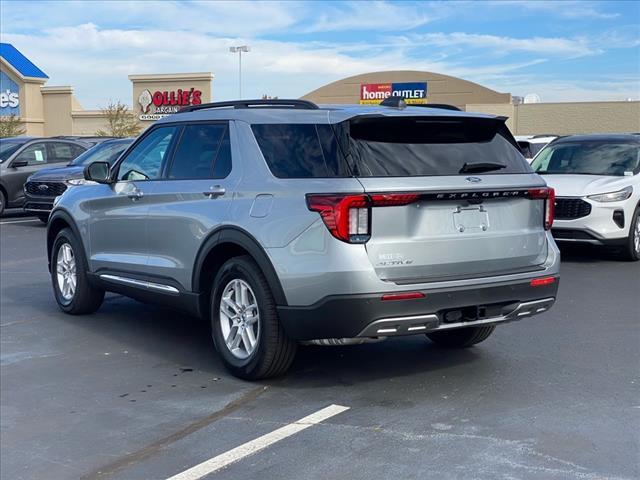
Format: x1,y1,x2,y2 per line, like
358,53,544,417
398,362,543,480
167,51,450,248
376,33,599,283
277,277,559,340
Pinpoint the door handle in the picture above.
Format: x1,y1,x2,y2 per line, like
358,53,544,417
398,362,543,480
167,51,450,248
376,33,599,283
203,186,226,198
127,189,143,200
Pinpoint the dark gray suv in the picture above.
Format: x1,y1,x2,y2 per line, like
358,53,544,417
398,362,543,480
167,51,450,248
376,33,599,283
0,137,87,215
47,99,560,380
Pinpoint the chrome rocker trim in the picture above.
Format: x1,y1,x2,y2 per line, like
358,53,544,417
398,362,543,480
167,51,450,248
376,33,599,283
99,274,180,295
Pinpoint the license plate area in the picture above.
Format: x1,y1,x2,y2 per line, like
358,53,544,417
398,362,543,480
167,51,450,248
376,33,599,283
453,205,489,233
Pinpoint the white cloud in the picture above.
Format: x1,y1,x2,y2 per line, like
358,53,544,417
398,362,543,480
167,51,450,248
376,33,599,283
303,1,439,32
399,32,598,58
488,1,620,20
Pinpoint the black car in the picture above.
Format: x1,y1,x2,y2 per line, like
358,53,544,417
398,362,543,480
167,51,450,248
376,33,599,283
0,137,89,216
23,138,134,221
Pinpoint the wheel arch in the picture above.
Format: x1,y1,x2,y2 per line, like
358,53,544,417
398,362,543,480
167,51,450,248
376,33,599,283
47,210,84,272
193,227,288,316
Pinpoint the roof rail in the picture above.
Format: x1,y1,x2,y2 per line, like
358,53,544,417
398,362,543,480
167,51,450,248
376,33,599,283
178,99,319,113
410,103,462,111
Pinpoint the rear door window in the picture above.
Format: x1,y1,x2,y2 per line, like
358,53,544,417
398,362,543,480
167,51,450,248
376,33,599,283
168,123,231,179
48,142,85,163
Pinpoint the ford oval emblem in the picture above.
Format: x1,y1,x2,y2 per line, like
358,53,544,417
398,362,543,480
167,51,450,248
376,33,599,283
38,184,49,190
465,176,482,183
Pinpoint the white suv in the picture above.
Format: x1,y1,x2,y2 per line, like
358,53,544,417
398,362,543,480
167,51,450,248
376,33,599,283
532,134,640,260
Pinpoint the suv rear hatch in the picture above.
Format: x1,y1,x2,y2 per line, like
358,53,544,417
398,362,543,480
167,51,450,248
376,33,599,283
331,115,552,283
253,113,553,284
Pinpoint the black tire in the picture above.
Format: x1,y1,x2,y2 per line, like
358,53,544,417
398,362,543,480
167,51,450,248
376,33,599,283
51,228,104,314
427,325,496,348
0,190,5,216
210,255,296,380
38,215,49,224
620,207,640,261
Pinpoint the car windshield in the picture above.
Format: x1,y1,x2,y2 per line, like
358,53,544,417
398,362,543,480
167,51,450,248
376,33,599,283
532,141,640,176
0,139,28,162
68,139,133,166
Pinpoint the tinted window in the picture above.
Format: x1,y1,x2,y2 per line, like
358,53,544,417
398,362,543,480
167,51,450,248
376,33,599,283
14,143,48,165
69,140,133,166
117,127,177,181
0,139,27,162
48,142,85,163
168,124,231,179
252,118,528,178
344,117,529,177
212,127,232,178
532,142,640,176
252,124,345,178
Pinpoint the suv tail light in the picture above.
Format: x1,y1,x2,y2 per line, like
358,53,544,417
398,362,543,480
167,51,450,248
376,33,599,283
528,187,555,230
306,193,420,243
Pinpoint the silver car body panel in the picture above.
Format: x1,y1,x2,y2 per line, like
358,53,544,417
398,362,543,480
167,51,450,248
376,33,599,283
51,103,560,315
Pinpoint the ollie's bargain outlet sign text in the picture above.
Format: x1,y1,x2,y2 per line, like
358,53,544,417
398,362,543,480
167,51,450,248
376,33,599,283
360,82,428,105
137,88,202,120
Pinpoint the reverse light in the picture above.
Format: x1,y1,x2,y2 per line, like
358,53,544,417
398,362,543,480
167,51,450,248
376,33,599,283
306,193,421,243
528,187,555,230
530,276,556,287
587,186,633,203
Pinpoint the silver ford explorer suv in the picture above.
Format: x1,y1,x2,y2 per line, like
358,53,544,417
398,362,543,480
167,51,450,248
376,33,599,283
47,99,560,380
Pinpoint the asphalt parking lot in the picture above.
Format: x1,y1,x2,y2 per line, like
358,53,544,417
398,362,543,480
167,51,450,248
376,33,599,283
1,212,638,480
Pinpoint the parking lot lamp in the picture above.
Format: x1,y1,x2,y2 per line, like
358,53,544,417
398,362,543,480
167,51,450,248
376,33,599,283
229,45,250,99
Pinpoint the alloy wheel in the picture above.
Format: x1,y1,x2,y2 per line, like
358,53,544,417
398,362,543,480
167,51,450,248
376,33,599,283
219,279,260,360
56,243,77,301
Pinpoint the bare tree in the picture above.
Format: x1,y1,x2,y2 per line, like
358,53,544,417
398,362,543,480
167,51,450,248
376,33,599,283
0,114,26,138
96,101,141,137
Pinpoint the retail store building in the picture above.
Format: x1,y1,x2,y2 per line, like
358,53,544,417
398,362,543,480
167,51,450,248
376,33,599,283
1,43,639,137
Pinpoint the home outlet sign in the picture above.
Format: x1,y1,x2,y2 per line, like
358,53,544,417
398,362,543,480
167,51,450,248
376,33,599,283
138,88,202,120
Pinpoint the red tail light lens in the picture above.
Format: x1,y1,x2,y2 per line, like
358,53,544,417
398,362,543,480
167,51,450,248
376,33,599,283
528,187,555,230
381,292,425,301
369,193,421,207
306,193,421,243
306,194,370,243
530,276,556,287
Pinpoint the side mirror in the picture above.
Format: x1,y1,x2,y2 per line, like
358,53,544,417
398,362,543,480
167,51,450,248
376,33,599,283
10,160,28,168
84,161,112,184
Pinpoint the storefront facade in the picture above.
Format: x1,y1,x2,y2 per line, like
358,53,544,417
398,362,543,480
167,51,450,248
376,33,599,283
1,43,639,137
0,43,213,137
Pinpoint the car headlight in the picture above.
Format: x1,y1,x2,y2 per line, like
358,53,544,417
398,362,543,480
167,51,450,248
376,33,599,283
587,186,633,202
65,178,97,186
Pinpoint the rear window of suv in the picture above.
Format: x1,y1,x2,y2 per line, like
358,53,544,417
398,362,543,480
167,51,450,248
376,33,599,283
252,116,530,178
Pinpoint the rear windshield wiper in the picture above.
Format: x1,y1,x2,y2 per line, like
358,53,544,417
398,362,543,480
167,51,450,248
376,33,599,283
459,162,506,174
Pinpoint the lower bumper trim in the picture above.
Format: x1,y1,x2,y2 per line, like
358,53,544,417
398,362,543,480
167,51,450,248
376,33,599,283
357,297,555,337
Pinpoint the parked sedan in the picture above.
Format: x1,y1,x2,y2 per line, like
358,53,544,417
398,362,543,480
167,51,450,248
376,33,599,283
531,134,640,260
23,138,134,221
0,137,88,216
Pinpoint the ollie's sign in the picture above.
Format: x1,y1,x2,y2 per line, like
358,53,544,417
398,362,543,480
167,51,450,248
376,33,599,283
138,88,202,120
360,82,427,105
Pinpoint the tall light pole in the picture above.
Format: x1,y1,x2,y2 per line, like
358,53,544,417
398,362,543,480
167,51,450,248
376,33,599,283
229,45,250,99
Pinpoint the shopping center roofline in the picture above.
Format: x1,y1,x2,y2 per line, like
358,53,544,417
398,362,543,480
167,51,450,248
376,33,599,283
0,43,48,79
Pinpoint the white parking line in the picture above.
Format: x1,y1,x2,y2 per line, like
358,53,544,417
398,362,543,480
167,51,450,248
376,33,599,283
0,218,40,225
166,404,350,480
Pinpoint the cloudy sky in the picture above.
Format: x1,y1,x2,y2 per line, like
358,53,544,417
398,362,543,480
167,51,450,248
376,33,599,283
1,0,639,109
